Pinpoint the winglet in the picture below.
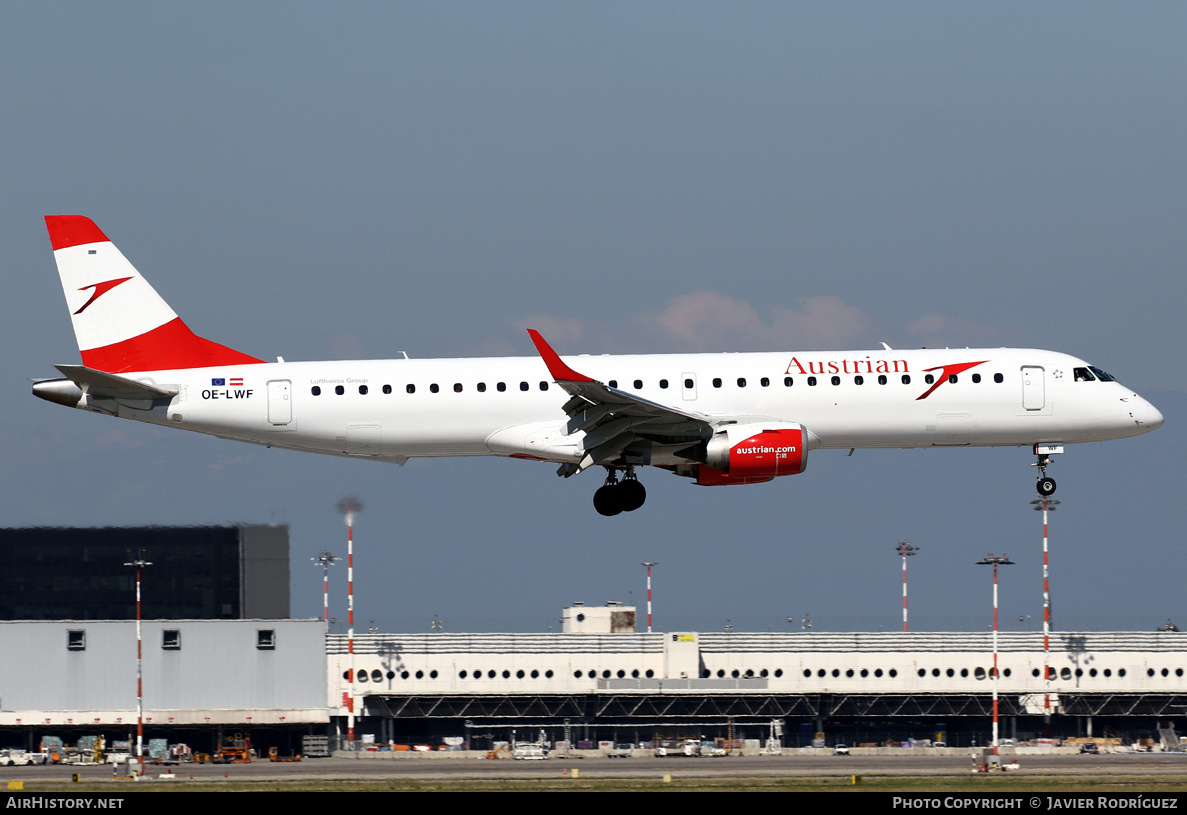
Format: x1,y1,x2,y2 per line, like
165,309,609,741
527,329,595,383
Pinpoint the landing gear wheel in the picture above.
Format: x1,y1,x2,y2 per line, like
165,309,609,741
618,479,647,512
593,485,623,516
1037,477,1056,497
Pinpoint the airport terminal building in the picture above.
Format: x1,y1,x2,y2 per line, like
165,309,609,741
2,607,1186,752
1,527,1184,753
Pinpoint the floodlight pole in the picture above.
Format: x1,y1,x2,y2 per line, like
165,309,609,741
1032,497,1059,740
977,554,1013,756
123,552,152,776
337,498,363,750
311,550,341,622
895,541,918,632
641,562,658,633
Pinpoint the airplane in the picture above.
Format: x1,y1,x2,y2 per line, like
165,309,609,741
34,216,1164,516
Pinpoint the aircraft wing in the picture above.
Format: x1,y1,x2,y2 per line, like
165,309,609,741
527,330,777,475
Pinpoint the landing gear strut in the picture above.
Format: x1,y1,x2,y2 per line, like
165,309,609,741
593,467,647,517
1032,444,1063,497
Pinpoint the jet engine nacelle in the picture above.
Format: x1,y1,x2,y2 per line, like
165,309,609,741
697,422,809,486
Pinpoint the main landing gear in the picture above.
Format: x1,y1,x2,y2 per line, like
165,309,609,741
593,467,647,517
1032,444,1063,497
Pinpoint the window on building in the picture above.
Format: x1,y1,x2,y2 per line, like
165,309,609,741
256,629,275,650
162,629,181,651
68,630,86,651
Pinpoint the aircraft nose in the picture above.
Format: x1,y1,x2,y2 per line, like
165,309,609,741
1128,394,1164,433
1143,400,1164,431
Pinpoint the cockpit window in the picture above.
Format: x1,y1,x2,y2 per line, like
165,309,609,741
1074,367,1096,382
1088,366,1116,382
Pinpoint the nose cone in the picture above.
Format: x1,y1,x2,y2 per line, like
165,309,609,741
1141,398,1165,432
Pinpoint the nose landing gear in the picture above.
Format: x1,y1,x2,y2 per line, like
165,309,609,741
1032,444,1063,497
593,467,647,516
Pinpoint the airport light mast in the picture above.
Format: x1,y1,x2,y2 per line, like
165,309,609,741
337,497,363,751
977,554,1013,756
311,550,341,623
641,562,658,633
123,550,152,776
895,541,918,632
1031,497,1059,739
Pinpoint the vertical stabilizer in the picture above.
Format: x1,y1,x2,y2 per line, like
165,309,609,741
45,216,263,373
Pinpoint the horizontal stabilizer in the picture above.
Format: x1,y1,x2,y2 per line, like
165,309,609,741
53,364,178,400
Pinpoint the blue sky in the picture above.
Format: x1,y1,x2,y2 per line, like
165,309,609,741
2,3,1184,633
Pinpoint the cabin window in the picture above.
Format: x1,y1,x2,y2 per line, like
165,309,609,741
684,378,694,389
519,382,529,391
454,383,463,392
854,376,864,385
660,379,669,389
335,385,344,395
311,386,321,396
406,384,416,394
1074,367,1095,382
633,380,643,390
760,377,770,387
430,383,440,393
359,385,368,394
878,375,887,385
902,375,911,385
971,374,981,383
808,377,817,386
497,382,506,392
948,375,957,384
382,385,392,394
831,376,840,386
477,382,486,392
924,374,934,385
994,373,1003,383
784,377,793,387
539,381,549,391
608,380,618,388
737,378,746,388
712,378,722,388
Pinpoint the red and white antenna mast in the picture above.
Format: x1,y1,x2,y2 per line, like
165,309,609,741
337,497,363,750
641,562,658,633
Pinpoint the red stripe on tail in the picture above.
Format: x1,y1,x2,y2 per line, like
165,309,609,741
45,216,110,251
80,317,264,373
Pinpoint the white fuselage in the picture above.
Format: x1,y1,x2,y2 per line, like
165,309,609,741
85,347,1162,465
